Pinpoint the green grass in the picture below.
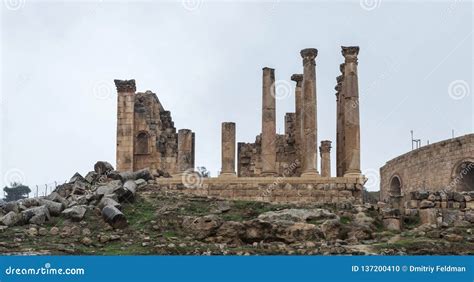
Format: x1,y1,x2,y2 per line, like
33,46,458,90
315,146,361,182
340,216,352,225
122,196,156,229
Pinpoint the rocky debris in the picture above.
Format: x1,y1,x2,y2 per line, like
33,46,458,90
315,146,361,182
61,206,87,221
419,200,435,209
22,206,51,225
321,219,341,240
38,199,64,216
101,205,127,229
0,211,22,226
116,180,136,202
258,208,337,223
183,215,223,240
98,197,121,210
81,237,93,246
38,227,48,236
94,161,114,175
50,227,59,235
117,169,153,182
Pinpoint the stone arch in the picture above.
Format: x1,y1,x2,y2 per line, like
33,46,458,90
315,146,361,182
135,131,150,155
389,175,402,197
451,158,474,191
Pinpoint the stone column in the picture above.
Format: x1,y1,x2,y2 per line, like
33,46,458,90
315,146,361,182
341,46,361,177
115,79,136,172
300,48,319,177
319,140,332,177
177,129,194,174
335,73,345,177
220,122,237,177
291,73,304,170
261,67,277,176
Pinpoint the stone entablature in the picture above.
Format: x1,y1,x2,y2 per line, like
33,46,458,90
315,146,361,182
380,134,474,203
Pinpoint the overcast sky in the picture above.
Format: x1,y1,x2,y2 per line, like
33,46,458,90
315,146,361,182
1,0,472,194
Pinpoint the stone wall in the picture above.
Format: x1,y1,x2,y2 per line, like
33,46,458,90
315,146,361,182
237,113,301,177
156,177,364,205
380,134,474,202
115,80,195,175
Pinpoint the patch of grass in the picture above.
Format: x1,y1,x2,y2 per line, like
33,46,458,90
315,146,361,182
122,196,155,229
178,201,211,216
340,216,352,225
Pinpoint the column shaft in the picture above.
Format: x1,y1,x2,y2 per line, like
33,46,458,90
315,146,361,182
291,74,304,172
320,140,332,177
336,73,345,177
177,129,194,173
220,122,236,177
341,46,361,176
300,48,319,176
115,79,136,172
261,67,277,176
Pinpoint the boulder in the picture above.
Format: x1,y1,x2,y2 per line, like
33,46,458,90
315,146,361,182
241,219,274,243
4,201,19,213
0,211,21,226
69,172,86,184
98,197,122,210
47,192,69,208
258,208,336,223
101,205,127,229
119,169,152,181
61,206,87,221
465,211,474,223
452,192,466,202
444,233,463,242
182,215,223,240
442,209,462,226
84,171,99,184
419,200,436,209
22,206,50,225
115,180,136,202
38,199,64,216
96,180,122,196
215,221,245,243
277,222,322,243
21,198,40,208
321,219,341,240
419,208,438,225
134,179,147,187
383,218,401,231
94,161,114,175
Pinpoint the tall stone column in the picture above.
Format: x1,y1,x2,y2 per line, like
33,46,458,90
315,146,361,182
115,79,136,172
177,129,194,174
220,122,237,177
300,48,319,177
291,73,304,170
319,140,332,177
261,67,277,176
335,73,345,177
341,46,361,177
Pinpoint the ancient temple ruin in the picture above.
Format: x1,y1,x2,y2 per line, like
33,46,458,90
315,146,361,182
115,46,366,205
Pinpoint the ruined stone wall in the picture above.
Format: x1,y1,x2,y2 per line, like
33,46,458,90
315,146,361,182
380,134,474,202
157,177,364,205
115,80,195,175
237,113,301,177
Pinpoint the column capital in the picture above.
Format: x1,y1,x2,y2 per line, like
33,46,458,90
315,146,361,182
114,79,136,93
300,48,318,65
339,63,345,74
319,140,332,153
341,46,360,63
291,74,303,86
336,75,344,84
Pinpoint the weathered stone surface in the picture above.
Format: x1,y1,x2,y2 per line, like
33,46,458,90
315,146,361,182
321,219,341,240
61,206,87,221
96,180,122,196
94,161,114,175
419,208,438,225
383,218,401,231
182,215,223,240
98,197,121,210
0,211,21,226
419,200,435,209
22,206,51,225
258,208,336,223
38,199,64,216
101,205,127,229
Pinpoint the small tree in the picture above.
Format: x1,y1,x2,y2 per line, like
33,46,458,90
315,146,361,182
196,166,211,178
3,182,31,202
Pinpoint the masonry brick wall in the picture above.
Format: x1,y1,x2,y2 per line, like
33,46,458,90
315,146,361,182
380,134,474,202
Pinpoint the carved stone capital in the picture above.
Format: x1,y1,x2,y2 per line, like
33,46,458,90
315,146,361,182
340,63,345,74
300,48,318,65
341,46,359,63
114,79,136,93
291,74,303,86
319,140,332,153
336,75,344,84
